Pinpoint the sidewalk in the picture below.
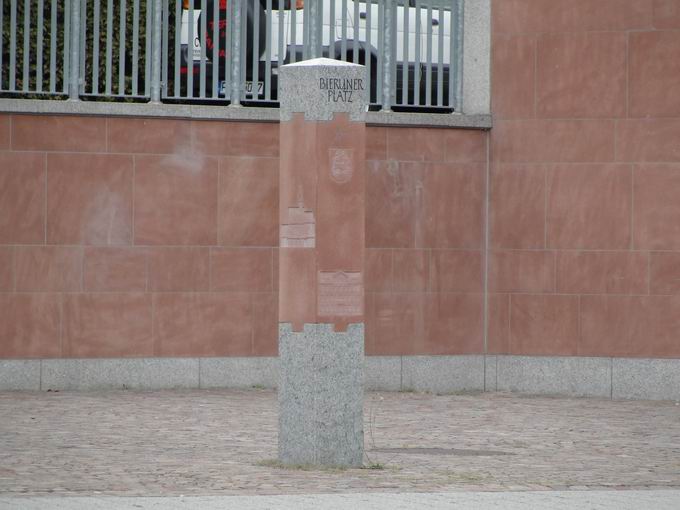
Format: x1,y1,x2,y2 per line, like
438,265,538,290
1,389,679,500
3,491,680,510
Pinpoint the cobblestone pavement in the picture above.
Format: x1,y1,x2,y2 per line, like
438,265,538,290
0,390,679,497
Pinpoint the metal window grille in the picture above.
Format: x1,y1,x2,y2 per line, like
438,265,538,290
1,0,464,111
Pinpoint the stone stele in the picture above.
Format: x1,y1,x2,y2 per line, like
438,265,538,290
278,58,366,467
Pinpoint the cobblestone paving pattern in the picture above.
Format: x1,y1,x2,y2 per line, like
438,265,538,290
0,390,679,496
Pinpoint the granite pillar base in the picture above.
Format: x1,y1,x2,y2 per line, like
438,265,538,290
278,323,364,467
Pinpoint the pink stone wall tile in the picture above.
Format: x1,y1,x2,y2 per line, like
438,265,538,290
366,127,387,160
487,293,510,354
492,34,536,119
0,152,45,244
492,0,652,34
386,128,446,162
629,31,680,118
633,164,680,250
15,246,82,292
492,120,615,163
430,250,482,293
580,295,680,358
650,252,680,294
616,120,680,162
371,293,425,355
218,157,278,247
365,249,393,292
556,251,648,295
108,118,192,154
210,247,273,292
443,130,487,163
653,0,680,28
489,250,555,293
422,293,484,355
134,154,218,245
47,154,133,245
83,247,148,292
422,163,484,249
252,293,278,356
536,32,626,118
147,247,209,292
63,293,153,357
490,164,546,249
153,293,252,356
364,293,377,355
510,294,579,356
0,115,9,149
192,121,278,157
12,115,106,152
0,294,61,358
547,164,632,249
392,249,429,292
366,160,422,249
0,247,13,291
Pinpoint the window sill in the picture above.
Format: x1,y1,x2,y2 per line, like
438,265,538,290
0,98,491,130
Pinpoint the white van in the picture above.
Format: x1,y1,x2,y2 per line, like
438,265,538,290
179,0,454,108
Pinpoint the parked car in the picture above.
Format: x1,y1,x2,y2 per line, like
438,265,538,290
179,0,453,109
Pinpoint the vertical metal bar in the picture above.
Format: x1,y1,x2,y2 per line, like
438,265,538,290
173,0,179,96
223,0,232,98
308,0,318,59
277,0,283,66
187,0,194,97
22,0,30,91
401,0,408,105
145,0,152,96
437,5,443,106
161,0,168,98
118,0,126,95
93,0,101,94
105,0,113,94
264,0,271,100
448,0,455,109
0,0,4,90
230,0,241,105
365,0,371,103
63,0,71,93
211,0,219,98
50,0,57,93
425,3,431,106
132,0,140,95
239,0,246,97
80,0,87,93
375,0,382,104
290,0,296,63
381,0,393,111
329,0,334,58
69,0,81,98
37,0,44,91
199,0,206,97
301,0,308,60
251,0,260,99
340,0,346,61
455,0,464,111
352,0,359,63
10,0,16,90
150,0,162,101
414,0,420,105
